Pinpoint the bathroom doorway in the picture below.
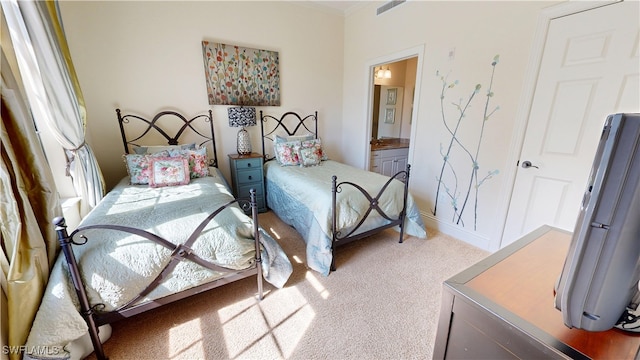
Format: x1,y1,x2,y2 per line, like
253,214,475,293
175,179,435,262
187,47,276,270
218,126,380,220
366,48,422,173
371,58,416,141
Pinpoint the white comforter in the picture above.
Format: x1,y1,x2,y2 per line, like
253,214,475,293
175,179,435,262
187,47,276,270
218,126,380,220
26,173,292,359
265,160,427,276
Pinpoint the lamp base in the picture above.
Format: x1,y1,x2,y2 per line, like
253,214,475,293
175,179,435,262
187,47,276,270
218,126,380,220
237,127,252,155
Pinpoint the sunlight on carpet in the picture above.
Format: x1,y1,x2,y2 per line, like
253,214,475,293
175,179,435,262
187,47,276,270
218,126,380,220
268,226,281,240
169,318,203,359
217,286,316,358
305,271,330,299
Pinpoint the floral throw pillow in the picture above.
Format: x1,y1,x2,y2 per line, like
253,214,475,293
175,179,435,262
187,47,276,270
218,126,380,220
168,147,209,178
300,138,328,161
149,157,190,188
123,150,170,185
298,143,322,167
274,141,301,166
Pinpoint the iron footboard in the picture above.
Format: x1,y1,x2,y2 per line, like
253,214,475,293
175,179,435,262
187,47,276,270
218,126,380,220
53,189,263,360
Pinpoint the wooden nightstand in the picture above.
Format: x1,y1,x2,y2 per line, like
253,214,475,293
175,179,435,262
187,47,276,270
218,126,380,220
228,153,266,213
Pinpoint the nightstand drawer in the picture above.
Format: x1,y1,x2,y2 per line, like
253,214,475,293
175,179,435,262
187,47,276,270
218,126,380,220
235,157,262,170
238,184,264,198
236,168,262,183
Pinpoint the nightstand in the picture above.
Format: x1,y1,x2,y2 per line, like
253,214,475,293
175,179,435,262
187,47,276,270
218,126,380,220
228,153,266,213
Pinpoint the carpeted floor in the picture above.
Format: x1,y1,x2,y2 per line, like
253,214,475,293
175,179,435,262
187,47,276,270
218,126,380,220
87,211,489,360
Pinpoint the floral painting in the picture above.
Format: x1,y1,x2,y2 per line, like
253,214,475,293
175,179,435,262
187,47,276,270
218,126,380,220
202,41,280,106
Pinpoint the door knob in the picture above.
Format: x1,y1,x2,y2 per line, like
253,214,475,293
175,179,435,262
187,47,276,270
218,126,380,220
521,160,539,169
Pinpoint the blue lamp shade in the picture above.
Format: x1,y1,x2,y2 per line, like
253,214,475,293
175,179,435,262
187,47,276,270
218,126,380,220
228,107,256,155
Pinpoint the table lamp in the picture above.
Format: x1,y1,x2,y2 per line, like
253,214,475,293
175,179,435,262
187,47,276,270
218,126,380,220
228,106,257,155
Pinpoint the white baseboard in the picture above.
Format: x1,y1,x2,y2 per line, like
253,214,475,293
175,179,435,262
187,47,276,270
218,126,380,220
422,212,491,251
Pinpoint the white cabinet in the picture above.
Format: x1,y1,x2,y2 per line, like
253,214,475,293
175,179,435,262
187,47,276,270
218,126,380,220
370,147,409,178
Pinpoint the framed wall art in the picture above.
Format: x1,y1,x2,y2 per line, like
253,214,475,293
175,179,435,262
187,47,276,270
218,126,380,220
384,108,395,124
386,88,397,105
202,41,280,106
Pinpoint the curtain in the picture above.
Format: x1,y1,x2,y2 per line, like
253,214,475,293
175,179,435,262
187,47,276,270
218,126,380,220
1,55,62,360
2,0,105,217
1,0,105,357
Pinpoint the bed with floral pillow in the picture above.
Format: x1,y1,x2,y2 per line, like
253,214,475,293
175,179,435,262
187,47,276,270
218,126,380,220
259,111,427,276
25,109,292,360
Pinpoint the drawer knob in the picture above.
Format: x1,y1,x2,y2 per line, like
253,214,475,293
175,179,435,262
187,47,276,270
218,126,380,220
247,163,252,167
248,176,252,180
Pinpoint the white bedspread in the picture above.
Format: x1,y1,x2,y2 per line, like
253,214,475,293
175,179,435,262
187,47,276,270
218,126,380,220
265,160,427,276
25,173,292,359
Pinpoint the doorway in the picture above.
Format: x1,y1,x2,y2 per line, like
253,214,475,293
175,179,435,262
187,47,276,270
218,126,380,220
366,46,424,172
371,59,415,142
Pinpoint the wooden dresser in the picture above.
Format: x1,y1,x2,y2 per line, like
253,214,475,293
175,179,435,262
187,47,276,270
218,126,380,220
433,226,640,359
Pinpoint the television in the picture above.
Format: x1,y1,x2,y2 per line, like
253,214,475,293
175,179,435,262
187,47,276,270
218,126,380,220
554,113,640,332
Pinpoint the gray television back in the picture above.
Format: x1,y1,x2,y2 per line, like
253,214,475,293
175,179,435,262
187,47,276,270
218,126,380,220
554,113,640,332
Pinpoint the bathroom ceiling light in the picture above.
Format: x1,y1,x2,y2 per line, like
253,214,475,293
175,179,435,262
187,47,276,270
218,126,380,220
375,66,392,79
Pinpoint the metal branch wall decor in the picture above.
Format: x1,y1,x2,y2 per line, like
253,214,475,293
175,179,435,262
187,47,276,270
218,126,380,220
432,55,501,231
202,41,280,106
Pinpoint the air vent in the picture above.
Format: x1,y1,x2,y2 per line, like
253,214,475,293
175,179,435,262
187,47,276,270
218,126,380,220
377,0,406,15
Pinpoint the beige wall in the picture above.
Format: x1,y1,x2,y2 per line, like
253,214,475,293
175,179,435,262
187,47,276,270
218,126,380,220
343,1,559,249
59,1,345,189
60,0,565,251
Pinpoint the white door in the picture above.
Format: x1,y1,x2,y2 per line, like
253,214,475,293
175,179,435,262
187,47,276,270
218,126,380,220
502,1,640,247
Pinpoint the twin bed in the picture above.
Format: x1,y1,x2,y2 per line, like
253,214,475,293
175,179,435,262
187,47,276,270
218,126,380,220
259,111,426,276
25,110,292,360
26,108,426,360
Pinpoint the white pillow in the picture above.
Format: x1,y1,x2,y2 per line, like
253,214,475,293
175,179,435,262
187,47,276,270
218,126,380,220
275,133,314,143
133,143,196,154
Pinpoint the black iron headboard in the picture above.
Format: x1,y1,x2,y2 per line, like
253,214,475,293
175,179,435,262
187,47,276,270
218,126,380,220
260,111,318,162
116,109,219,168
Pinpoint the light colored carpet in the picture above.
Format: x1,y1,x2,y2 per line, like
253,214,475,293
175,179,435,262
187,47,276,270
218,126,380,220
87,211,489,360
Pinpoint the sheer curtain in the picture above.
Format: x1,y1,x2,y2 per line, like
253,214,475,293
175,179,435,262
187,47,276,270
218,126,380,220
2,0,105,217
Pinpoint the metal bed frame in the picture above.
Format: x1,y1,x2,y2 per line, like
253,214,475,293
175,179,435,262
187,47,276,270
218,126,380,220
55,109,264,360
260,110,410,271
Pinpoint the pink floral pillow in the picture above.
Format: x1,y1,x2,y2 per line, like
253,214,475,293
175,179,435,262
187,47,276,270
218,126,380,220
300,139,328,161
123,151,170,185
274,141,301,166
297,142,323,167
169,147,209,178
148,157,190,188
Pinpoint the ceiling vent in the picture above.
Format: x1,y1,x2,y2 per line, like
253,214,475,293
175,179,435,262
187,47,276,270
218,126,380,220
377,0,406,15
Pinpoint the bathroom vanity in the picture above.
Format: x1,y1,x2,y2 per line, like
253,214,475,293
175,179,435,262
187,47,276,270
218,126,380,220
369,138,409,177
